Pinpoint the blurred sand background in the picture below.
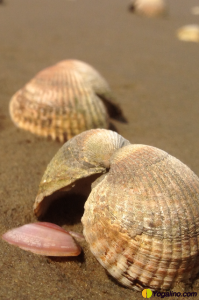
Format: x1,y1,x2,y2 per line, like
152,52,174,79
1,0,199,299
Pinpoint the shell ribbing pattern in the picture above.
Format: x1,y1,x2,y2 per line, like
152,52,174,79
9,60,121,142
34,129,199,290
82,143,199,290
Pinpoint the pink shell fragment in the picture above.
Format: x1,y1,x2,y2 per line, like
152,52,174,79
2,222,81,256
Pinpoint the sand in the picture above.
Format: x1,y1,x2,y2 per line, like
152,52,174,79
1,0,199,299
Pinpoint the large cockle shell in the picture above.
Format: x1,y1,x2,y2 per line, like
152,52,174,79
34,129,199,290
9,60,125,142
129,0,168,17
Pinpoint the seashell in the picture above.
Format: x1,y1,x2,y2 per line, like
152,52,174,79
33,128,130,217
191,6,199,16
32,128,199,291
2,222,82,256
177,25,199,43
129,0,168,18
9,60,125,142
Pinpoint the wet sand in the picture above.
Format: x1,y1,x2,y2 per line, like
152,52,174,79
1,0,199,299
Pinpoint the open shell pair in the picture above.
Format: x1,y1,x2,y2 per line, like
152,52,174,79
3,129,199,291
9,60,125,142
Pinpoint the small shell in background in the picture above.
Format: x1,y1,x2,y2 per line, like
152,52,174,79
9,60,125,142
177,25,199,43
2,222,82,256
129,0,168,18
191,6,199,16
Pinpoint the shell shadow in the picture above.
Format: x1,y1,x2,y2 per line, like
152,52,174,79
97,94,128,124
128,3,135,12
105,271,130,290
186,273,199,290
40,194,87,264
48,248,85,264
39,193,87,227
108,122,118,133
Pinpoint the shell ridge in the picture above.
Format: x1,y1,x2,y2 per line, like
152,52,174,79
108,148,170,235
150,163,181,286
66,70,77,137
78,81,94,130
167,162,199,274
71,70,94,130
83,176,148,288
70,71,84,136
162,162,187,241
73,71,90,133
140,168,166,236
151,161,176,239
83,178,165,290
124,168,168,288
110,145,169,174
133,156,199,286
57,68,66,141
177,167,199,237
169,161,198,238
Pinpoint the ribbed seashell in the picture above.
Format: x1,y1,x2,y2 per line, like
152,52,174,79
32,129,199,290
129,0,167,18
34,128,130,217
9,60,125,142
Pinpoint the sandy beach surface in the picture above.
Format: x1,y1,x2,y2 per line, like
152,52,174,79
1,0,199,299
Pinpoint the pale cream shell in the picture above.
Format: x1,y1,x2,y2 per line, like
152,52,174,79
177,25,199,43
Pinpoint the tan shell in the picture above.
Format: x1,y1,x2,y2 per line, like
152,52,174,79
34,129,199,291
34,129,130,217
129,0,168,17
9,60,125,142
